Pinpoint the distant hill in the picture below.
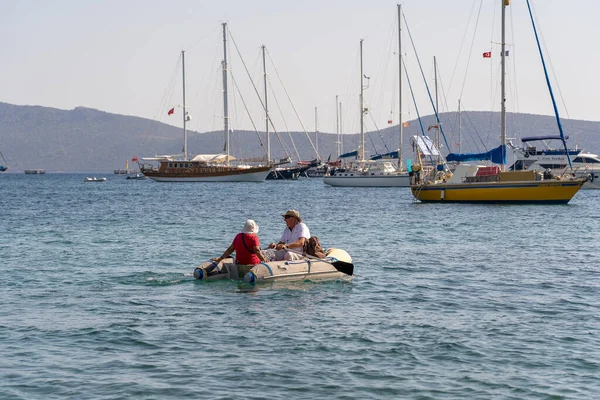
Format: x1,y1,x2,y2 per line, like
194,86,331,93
0,101,598,172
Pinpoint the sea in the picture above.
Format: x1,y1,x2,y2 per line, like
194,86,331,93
1,173,599,399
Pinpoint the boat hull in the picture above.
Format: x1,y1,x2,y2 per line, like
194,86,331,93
411,179,585,204
142,165,271,182
266,165,310,180
193,249,353,283
324,173,410,187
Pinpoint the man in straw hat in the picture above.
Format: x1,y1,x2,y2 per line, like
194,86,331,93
265,209,311,261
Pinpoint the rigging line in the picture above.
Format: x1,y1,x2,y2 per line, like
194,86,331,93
402,11,451,153
269,82,301,161
265,48,320,159
404,57,435,167
228,30,271,132
507,4,520,116
366,113,391,154
528,3,570,120
228,70,266,151
525,0,572,171
458,0,484,103
266,74,292,158
140,53,181,150
448,0,480,96
191,30,223,133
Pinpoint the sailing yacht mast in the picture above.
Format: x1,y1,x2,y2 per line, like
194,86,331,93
262,45,270,161
397,4,403,171
222,23,230,165
181,50,188,160
315,107,319,157
359,39,365,162
500,0,507,171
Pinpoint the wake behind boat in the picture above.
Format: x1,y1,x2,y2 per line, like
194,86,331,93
193,248,354,283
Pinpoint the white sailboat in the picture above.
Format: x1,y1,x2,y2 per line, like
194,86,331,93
324,5,410,187
139,24,271,182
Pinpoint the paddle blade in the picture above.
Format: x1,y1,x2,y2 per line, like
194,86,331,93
332,260,354,276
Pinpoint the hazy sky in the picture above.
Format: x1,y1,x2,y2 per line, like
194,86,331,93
2,0,598,136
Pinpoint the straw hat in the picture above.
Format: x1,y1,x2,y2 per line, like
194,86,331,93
281,209,302,222
242,219,259,234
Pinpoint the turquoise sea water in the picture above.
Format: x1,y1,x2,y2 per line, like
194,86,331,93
1,173,599,399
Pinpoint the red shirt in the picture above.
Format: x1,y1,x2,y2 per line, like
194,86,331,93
233,233,261,265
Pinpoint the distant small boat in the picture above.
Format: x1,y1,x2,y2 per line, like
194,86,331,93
126,172,147,180
114,160,130,175
84,177,107,182
0,146,7,172
24,169,46,174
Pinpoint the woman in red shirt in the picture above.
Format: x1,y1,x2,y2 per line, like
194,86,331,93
213,220,267,265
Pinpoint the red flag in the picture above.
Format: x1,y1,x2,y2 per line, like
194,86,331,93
132,157,138,162
387,120,393,125
167,107,175,116
483,52,491,58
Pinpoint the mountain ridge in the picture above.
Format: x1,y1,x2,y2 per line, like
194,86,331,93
0,101,598,172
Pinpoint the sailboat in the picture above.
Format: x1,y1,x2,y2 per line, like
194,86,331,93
324,5,410,187
257,45,311,181
113,160,130,175
139,24,271,182
0,147,7,172
409,0,586,204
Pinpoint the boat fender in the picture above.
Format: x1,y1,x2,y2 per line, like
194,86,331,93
589,173,594,183
244,271,256,284
193,267,204,280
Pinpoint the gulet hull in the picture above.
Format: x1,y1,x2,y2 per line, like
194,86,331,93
141,164,271,182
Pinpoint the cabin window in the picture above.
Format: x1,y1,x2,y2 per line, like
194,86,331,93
575,157,600,164
185,163,189,168
168,163,173,168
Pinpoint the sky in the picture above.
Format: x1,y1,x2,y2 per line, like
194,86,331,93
1,0,599,137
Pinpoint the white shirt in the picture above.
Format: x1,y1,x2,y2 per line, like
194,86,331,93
280,222,310,246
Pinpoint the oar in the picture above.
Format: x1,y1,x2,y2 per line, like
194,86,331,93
286,249,354,276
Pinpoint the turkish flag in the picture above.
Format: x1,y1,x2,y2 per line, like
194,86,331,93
132,157,138,162
483,52,491,58
167,107,175,115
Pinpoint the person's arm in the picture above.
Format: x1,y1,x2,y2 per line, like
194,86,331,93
254,246,267,262
212,243,235,262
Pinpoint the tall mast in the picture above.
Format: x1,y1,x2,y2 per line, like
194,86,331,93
397,4,403,171
336,95,340,159
458,99,462,151
339,101,343,155
359,39,365,162
315,107,319,157
500,0,507,170
222,23,230,164
262,45,270,161
182,50,187,160
434,56,439,161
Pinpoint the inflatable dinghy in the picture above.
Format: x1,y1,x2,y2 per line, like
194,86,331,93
193,248,354,283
